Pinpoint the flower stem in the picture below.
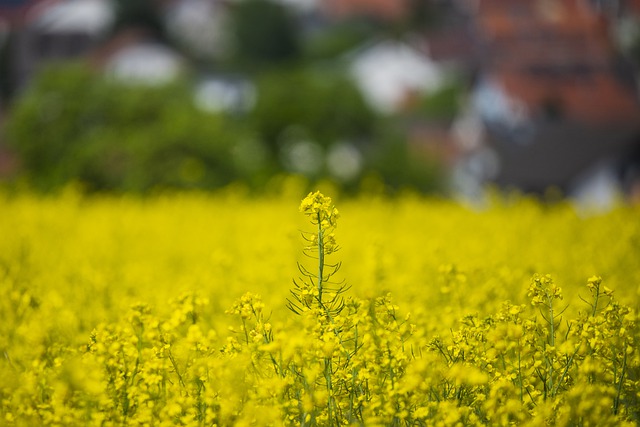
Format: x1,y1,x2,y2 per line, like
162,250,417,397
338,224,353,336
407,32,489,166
317,211,324,304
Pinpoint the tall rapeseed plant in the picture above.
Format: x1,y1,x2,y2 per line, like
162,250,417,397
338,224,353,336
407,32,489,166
228,191,414,425
288,191,346,319
287,191,356,425
283,192,416,426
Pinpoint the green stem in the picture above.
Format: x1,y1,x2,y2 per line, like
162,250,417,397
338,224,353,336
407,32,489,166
591,284,600,317
548,295,555,348
546,293,555,397
167,346,186,388
324,357,337,425
517,340,523,402
242,318,250,345
317,212,324,304
552,343,581,397
613,346,627,415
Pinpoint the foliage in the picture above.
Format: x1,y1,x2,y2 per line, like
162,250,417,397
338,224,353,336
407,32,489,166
4,62,446,194
4,64,268,192
416,81,464,121
366,124,445,194
111,0,166,39
228,0,301,68
249,66,389,188
249,66,376,151
0,187,639,425
302,19,380,61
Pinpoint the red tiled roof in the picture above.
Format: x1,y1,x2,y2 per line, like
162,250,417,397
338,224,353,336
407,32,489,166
424,30,475,63
476,0,640,124
496,66,640,123
475,0,607,44
626,0,640,15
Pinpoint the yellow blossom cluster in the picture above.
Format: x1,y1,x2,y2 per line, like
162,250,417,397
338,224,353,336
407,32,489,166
0,185,639,425
299,191,340,229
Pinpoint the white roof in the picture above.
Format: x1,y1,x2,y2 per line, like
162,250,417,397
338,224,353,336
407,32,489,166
105,43,183,85
349,40,445,114
29,0,114,36
165,0,229,58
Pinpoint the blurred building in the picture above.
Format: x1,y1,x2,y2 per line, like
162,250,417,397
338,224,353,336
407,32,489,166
450,0,640,205
346,38,446,114
1,0,114,94
89,27,185,85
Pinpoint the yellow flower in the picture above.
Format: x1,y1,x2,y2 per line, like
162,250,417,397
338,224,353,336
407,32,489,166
299,191,340,228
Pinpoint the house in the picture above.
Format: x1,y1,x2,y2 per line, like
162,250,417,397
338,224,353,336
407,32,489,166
451,0,640,204
6,0,114,91
0,0,40,25
0,0,114,177
346,38,447,114
89,27,185,85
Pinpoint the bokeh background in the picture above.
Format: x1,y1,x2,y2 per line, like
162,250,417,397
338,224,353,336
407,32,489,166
1,0,639,206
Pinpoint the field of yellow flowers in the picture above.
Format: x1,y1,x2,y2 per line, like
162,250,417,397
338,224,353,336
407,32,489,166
1,183,639,426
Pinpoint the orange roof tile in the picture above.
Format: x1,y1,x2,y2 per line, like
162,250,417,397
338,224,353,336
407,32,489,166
496,66,640,123
475,0,640,124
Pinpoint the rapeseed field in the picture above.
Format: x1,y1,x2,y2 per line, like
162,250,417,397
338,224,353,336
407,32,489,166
1,184,638,426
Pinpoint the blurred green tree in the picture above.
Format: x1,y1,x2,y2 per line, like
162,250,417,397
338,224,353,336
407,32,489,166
112,0,166,39
250,66,375,150
417,81,463,120
365,123,445,194
228,0,301,68
248,66,445,193
303,19,379,61
5,63,268,192
5,63,446,195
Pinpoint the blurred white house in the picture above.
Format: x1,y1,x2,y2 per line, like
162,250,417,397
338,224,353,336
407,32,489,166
346,39,447,114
